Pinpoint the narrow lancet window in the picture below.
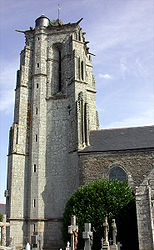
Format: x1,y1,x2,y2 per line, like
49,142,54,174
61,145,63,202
58,51,62,91
81,61,84,81
81,99,84,144
16,126,19,144
33,199,36,208
36,134,37,142
78,58,80,79
79,31,81,41
84,103,88,145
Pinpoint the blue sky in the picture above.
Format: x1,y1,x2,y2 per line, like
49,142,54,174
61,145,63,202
0,0,154,203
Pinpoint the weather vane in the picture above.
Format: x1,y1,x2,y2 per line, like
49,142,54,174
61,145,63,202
58,1,61,19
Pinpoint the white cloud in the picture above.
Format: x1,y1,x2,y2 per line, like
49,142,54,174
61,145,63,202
103,109,154,129
98,73,112,79
88,0,154,54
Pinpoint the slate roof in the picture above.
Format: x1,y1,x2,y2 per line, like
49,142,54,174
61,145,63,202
80,126,154,152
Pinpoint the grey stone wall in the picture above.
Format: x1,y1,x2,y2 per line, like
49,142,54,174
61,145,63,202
78,149,154,190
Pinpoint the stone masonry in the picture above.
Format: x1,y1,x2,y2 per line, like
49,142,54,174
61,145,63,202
78,149,154,190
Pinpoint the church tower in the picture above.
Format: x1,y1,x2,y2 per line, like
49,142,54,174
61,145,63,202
6,15,98,249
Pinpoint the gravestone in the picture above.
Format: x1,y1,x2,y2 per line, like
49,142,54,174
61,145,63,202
101,238,104,249
82,223,93,250
117,242,122,250
0,214,10,246
66,241,71,250
26,242,31,250
68,216,78,250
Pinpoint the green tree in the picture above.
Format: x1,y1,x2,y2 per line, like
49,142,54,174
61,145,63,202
62,179,138,250
0,213,2,222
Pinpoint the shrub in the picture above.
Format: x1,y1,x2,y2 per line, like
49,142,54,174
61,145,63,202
62,179,138,250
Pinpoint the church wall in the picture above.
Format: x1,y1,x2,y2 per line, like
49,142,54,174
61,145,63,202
45,98,72,218
10,221,26,248
79,149,154,249
78,149,154,190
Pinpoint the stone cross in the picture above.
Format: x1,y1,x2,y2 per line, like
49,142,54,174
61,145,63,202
0,214,10,246
102,217,110,250
82,223,93,250
68,216,78,250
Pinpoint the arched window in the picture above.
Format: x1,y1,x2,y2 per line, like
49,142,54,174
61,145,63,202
52,43,62,94
109,165,128,182
58,50,62,91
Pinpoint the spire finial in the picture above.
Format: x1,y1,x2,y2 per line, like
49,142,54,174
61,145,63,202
58,1,61,20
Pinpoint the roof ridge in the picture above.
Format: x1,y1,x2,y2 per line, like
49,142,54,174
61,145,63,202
90,125,154,132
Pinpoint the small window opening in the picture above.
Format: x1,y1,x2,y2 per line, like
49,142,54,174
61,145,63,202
34,224,36,232
16,127,19,144
37,83,39,88
36,134,37,142
79,31,81,41
34,164,36,172
37,63,39,68
38,37,40,41
36,107,38,115
33,199,36,208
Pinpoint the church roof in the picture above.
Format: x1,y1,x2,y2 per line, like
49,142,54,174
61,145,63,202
81,125,154,153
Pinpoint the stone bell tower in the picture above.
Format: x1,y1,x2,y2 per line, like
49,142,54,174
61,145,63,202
6,15,98,249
